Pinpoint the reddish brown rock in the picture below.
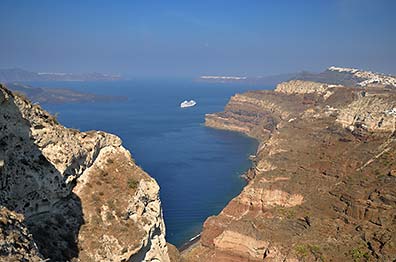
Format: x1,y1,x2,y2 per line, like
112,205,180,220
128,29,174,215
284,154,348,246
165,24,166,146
183,80,396,261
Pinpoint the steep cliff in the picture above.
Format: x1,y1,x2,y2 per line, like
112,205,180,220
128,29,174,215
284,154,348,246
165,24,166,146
0,207,43,261
183,80,396,261
0,84,173,261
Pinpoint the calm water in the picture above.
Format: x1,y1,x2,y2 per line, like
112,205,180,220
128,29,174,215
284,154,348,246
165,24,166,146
30,79,268,246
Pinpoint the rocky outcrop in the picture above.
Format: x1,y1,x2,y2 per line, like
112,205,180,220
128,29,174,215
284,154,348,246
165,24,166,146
205,89,310,139
0,207,43,261
337,95,396,132
183,79,396,261
275,80,335,99
0,84,173,261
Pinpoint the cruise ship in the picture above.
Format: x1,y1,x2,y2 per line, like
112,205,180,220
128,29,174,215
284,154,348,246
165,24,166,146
180,100,197,108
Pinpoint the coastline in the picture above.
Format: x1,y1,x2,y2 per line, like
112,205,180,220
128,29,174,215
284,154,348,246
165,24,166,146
176,123,261,253
40,79,262,249
177,130,260,253
178,234,201,254
182,79,396,261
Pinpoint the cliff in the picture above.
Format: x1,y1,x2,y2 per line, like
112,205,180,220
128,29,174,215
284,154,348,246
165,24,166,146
183,79,396,261
0,84,173,261
0,207,43,261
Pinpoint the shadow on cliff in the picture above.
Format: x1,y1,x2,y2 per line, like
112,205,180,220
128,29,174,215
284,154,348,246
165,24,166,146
0,88,84,261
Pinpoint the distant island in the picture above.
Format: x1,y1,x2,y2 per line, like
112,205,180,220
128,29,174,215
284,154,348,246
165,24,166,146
5,82,127,104
0,68,123,82
200,75,247,80
198,73,301,86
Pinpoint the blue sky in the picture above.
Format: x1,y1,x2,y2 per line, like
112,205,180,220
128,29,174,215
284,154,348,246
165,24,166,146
0,0,395,76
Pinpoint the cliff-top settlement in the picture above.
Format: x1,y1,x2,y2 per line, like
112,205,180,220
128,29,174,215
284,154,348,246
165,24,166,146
183,68,396,261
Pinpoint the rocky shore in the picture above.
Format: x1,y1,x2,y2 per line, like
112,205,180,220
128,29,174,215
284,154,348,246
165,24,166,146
0,84,174,261
183,70,396,261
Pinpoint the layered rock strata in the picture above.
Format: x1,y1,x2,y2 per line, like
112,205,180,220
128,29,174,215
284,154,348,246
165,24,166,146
183,80,396,261
0,84,173,261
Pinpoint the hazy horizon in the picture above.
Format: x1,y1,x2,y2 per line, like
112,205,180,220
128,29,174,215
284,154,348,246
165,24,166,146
1,0,395,77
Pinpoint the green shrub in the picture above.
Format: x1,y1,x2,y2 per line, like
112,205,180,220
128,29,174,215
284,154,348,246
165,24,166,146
295,244,325,261
350,246,369,262
106,211,114,221
127,178,139,189
295,244,309,257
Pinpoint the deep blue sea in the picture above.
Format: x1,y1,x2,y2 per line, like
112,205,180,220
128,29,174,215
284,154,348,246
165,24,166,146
28,79,269,247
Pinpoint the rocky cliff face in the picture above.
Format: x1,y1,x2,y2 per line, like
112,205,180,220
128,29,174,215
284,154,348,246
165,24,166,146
0,84,173,261
0,207,43,261
337,95,396,133
183,80,396,261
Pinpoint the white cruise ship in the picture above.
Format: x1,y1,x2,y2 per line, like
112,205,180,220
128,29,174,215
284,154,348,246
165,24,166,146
180,100,196,108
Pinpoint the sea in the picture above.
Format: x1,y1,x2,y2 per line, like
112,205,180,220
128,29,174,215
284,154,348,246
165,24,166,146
28,78,270,247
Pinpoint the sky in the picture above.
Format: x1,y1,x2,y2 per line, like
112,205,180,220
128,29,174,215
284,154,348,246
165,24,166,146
0,0,395,77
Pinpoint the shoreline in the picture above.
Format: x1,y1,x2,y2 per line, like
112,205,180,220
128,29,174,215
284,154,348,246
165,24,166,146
178,233,201,254
177,121,261,256
177,138,259,254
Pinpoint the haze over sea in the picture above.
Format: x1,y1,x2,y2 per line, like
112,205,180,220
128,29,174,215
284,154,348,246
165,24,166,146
28,79,267,246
